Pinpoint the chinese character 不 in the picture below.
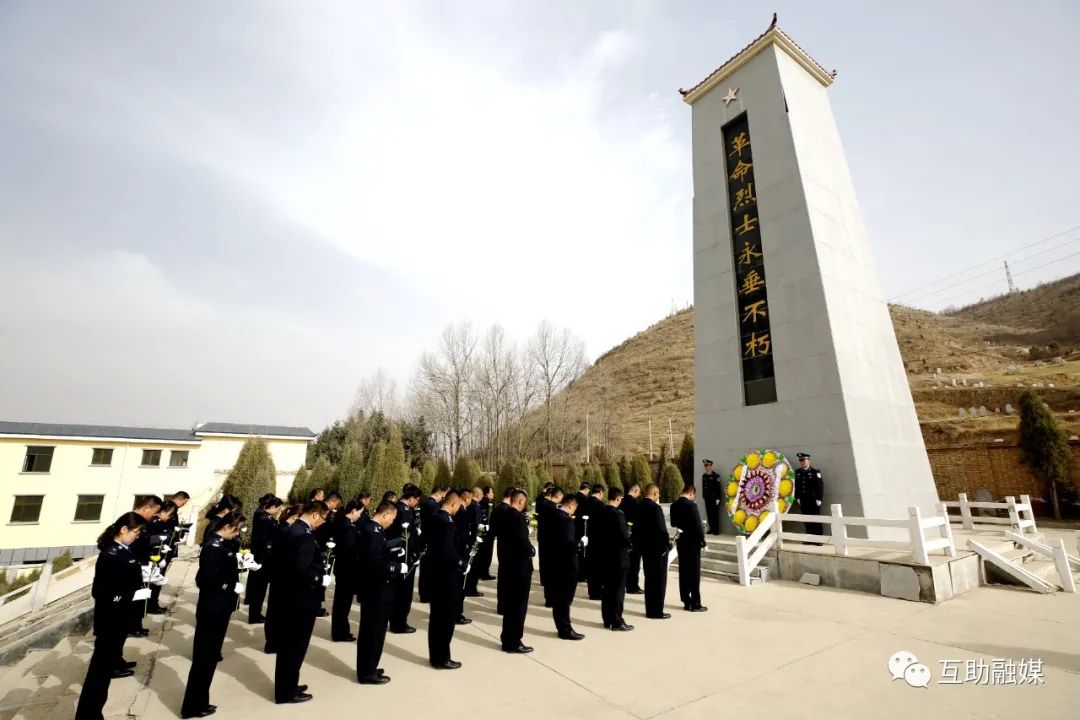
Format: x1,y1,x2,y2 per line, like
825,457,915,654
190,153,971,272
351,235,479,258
938,660,962,684
744,331,771,358
1018,658,1045,685
742,300,767,324
963,659,990,685
737,240,763,266
728,131,751,158
729,160,753,183
734,213,759,237
733,182,757,211
739,270,765,296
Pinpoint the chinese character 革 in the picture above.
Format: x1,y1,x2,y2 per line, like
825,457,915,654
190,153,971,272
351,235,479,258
728,131,751,158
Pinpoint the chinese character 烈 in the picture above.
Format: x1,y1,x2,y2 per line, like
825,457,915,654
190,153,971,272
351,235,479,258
729,160,753,183
738,270,765,296
744,331,771,358
728,131,750,158
733,182,757,211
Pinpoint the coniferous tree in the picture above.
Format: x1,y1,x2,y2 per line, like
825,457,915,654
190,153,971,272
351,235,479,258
452,455,481,489
365,442,388,498
660,462,683,503
221,437,277,527
565,462,581,489
678,433,695,486
1018,390,1073,519
618,456,632,489
336,442,367,502
535,459,554,489
630,454,652,491
495,462,517,500
305,456,335,502
516,459,538,500
289,465,311,504
603,461,622,491
409,467,423,487
434,457,453,489
385,427,409,493
655,442,669,484
420,462,437,494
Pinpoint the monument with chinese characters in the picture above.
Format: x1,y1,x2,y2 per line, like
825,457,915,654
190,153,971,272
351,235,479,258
683,18,939,537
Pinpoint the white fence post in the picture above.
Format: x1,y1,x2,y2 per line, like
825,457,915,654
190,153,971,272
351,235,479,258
830,504,847,556
909,507,929,564
937,502,957,557
775,504,784,550
1052,539,1076,594
735,535,749,587
958,493,974,530
1020,494,1037,535
29,560,53,613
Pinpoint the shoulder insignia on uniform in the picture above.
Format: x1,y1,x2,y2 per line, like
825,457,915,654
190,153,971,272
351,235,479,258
816,472,821,477
113,595,122,602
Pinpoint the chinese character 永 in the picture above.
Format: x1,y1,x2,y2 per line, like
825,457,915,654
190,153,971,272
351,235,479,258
737,240,763,266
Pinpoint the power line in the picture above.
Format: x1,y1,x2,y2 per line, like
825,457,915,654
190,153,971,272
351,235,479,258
889,223,1080,302
930,248,1080,308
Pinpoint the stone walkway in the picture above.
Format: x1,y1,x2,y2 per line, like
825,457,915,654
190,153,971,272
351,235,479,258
0,551,1078,720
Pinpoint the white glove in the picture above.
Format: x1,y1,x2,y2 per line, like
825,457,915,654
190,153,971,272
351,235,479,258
234,582,245,594
392,546,406,558
133,588,152,601
158,559,168,568
399,563,408,575
580,536,589,548
153,575,168,587
322,575,332,587
326,541,337,549
249,562,262,572
160,544,171,554
816,500,822,507
141,566,152,582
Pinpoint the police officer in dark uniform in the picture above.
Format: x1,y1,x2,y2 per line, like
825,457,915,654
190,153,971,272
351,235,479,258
145,500,177,615
633,484,670,619
585,484,606,600
488,488,514,614
426,491,464,669
701,460,722,535
330,500,365,642
128,495,164,637
387,483,422,634
417,485,448,604
180,511,244,718
535,485,560,608
597,488,633,631
497,489,535,653
622,483,643,594
471,486,497,582
572,482,591,586
274,501,329,705
74,513,149,720
794,452,825,538
669,484,707,612
246,495,283,624
356,500,405,685
546,494,584,639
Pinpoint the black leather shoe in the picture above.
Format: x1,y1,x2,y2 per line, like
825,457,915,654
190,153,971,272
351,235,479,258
389,625,416,634
689,606,708,613
277,692,312,704
611,623,635,631
603,622,612,629
315,608,329,617
431,660,462,669
146,605,165,615
128,628,150,638
181,707,216,718
646,613,672,620
358,675,391,685
455,616,472,625
248,615,266,624
110,668,134,679
118,660,136,670
263,645,277,654
588,596,602,601
503,644,533,654
332,634,357,642
296,685,308,694
480,574,496,581
558,631,585,640
464,590,484,597
626,588,643,594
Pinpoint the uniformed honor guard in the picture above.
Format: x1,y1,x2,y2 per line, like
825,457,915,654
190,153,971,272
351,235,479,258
622,483,643,594
470,486,497,583
463,486,488,596
633,484,671,619
246,495,283,624
263,503,302,654
330,500,365,642
547,494,584,639
313,492,341,618
274,501,330,704
669,484,708,612
356,500,405,685
387,483,422,634
497,489,535,653
144,500,177,615
488,487,514,614
417,485,449,604
180,511,245,718
535,485,561,608
426,490,464,669
585,484,606,600
74,513,150,720
794,452,825,539
128,495,164,637
597,487,633,631
701,460,722,535
572,482,591,586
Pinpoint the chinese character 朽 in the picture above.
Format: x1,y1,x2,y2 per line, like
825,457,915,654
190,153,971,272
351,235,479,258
742,300,767,324
738,270,765,296
737,240,763,266
744,331,771,358
729,160,753,183
733,182,757,211
728,131,751,158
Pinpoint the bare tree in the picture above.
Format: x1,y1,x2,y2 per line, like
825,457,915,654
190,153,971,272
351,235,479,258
527,320,587,459
415,321,478,463
475,325,521,468
351,368,402,419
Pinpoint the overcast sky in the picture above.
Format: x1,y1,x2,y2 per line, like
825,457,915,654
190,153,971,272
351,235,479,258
2,1,1078,432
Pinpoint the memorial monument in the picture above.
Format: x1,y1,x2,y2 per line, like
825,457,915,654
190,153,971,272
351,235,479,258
683,17,939,536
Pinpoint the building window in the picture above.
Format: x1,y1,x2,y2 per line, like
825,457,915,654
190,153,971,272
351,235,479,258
74,495,105,522
140,449,162,467
91,448,114,466
169,450,189,468
22,446,54,473
10,495,44,523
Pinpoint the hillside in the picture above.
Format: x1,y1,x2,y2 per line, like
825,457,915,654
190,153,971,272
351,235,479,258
948,273,1080,346
550,276,1080,458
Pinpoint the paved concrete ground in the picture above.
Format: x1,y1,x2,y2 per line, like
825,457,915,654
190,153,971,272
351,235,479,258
0,546,1077,720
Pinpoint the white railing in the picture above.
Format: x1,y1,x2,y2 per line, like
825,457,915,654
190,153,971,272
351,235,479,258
0,554,98,626
733,500,779,586
775,502,956,565
1004,531,1078,593
943,494,1038,536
